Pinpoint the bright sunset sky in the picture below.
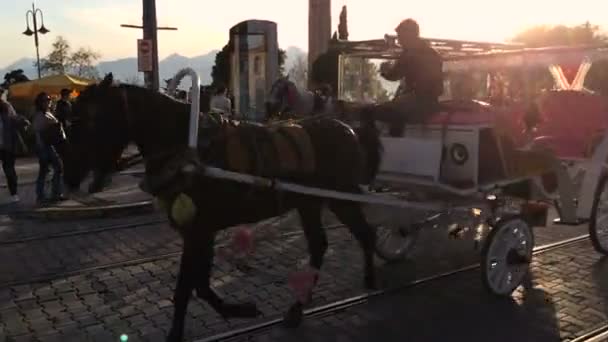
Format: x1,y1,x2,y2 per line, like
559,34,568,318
0,0,606,68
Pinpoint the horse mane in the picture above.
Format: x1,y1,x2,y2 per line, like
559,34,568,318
117,83,185,103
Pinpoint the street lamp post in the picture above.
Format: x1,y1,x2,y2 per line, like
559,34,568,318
23,2,50,79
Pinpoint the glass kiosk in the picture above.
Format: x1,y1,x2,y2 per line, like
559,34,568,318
229,20,278,121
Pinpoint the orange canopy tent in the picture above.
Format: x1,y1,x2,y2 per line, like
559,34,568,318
8,73,94,100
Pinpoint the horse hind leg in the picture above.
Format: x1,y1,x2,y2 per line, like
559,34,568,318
284,201,327,328
329,198,377,291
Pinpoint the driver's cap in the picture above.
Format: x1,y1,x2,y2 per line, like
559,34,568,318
395,18,420,36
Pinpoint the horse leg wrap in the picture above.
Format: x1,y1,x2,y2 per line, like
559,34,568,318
231,226,255,256
288,266,320,304
216,226,254,262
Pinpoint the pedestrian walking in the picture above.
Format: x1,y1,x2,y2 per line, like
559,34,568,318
0,91,30,203
32,92,66,204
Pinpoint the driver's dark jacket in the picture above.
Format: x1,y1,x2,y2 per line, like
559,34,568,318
381,40,444,104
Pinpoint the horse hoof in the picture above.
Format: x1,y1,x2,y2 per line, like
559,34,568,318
220,302,261,319
166,330,182,342
284,304,303,328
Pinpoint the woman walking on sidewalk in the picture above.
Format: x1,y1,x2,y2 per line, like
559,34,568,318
32,92,67,205
0,92,30,203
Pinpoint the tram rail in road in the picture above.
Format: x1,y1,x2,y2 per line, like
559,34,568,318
570,324,608,342
194,233,593,342
0,218,166,246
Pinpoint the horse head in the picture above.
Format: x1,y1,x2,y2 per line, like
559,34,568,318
63,72,131,191
266,76,298,117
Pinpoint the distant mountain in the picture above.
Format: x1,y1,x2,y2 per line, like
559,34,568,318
1,46,307,87
96,50,218,87
0,58,38,80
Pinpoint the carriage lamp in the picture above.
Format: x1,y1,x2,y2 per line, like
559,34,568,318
472,208,482,217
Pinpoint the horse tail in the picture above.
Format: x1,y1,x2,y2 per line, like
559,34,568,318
355,119,383,185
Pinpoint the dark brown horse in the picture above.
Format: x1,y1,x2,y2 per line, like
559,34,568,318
63,73,383,342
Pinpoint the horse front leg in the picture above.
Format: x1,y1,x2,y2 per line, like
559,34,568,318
284,202,327,328
167,242,197,342
194,233,261,319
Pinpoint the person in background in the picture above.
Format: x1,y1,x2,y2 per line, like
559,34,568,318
54,88,72,129
32,92,66,205
0,91,30,203
209,85,233,116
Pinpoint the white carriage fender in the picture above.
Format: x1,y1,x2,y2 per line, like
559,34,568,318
167,68,201,148
577,131,608,219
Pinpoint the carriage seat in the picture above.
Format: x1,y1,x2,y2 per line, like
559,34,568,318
425,99,495,125
378,98,557,190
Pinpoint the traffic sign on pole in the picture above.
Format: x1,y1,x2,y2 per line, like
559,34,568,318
137,39,153,72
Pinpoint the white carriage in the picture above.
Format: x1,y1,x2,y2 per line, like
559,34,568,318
166,36,608,298
333,35,608,293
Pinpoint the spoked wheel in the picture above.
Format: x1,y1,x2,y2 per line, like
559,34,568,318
480,217,534,296
590,175,608,255
375,224,420,262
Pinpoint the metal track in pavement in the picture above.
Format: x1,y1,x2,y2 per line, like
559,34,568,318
0,218,167,246
570,324,608,342
195,233,593,342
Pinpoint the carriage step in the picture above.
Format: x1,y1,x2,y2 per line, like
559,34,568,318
553,218,588,226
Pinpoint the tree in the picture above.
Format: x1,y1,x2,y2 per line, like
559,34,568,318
38,36,72,75
211,44,231,88
311,48,339,93
211,43,287,87
512,22,608,95
338,5,348,40
2,69,30,88
513,22,607,47
341,57,390,102
287,55,308,90
37,35,101,78
70,48,101,79
278,48,287,76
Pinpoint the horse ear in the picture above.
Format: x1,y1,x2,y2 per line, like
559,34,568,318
100,73,114,87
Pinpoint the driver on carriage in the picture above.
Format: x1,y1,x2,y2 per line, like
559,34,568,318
363,19,444,136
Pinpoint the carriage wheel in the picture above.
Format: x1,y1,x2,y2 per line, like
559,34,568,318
375,224,420,262
480,217,534,296
590,175,608,255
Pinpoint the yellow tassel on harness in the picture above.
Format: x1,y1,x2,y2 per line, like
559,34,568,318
170,193,197,226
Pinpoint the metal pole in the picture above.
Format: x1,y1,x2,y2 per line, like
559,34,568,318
166,68,201,148
142,0,160,91
32,3,41,79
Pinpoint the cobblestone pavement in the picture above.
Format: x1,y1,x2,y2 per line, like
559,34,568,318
245,239,608,342
0,206,598,342
0,211,306,286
